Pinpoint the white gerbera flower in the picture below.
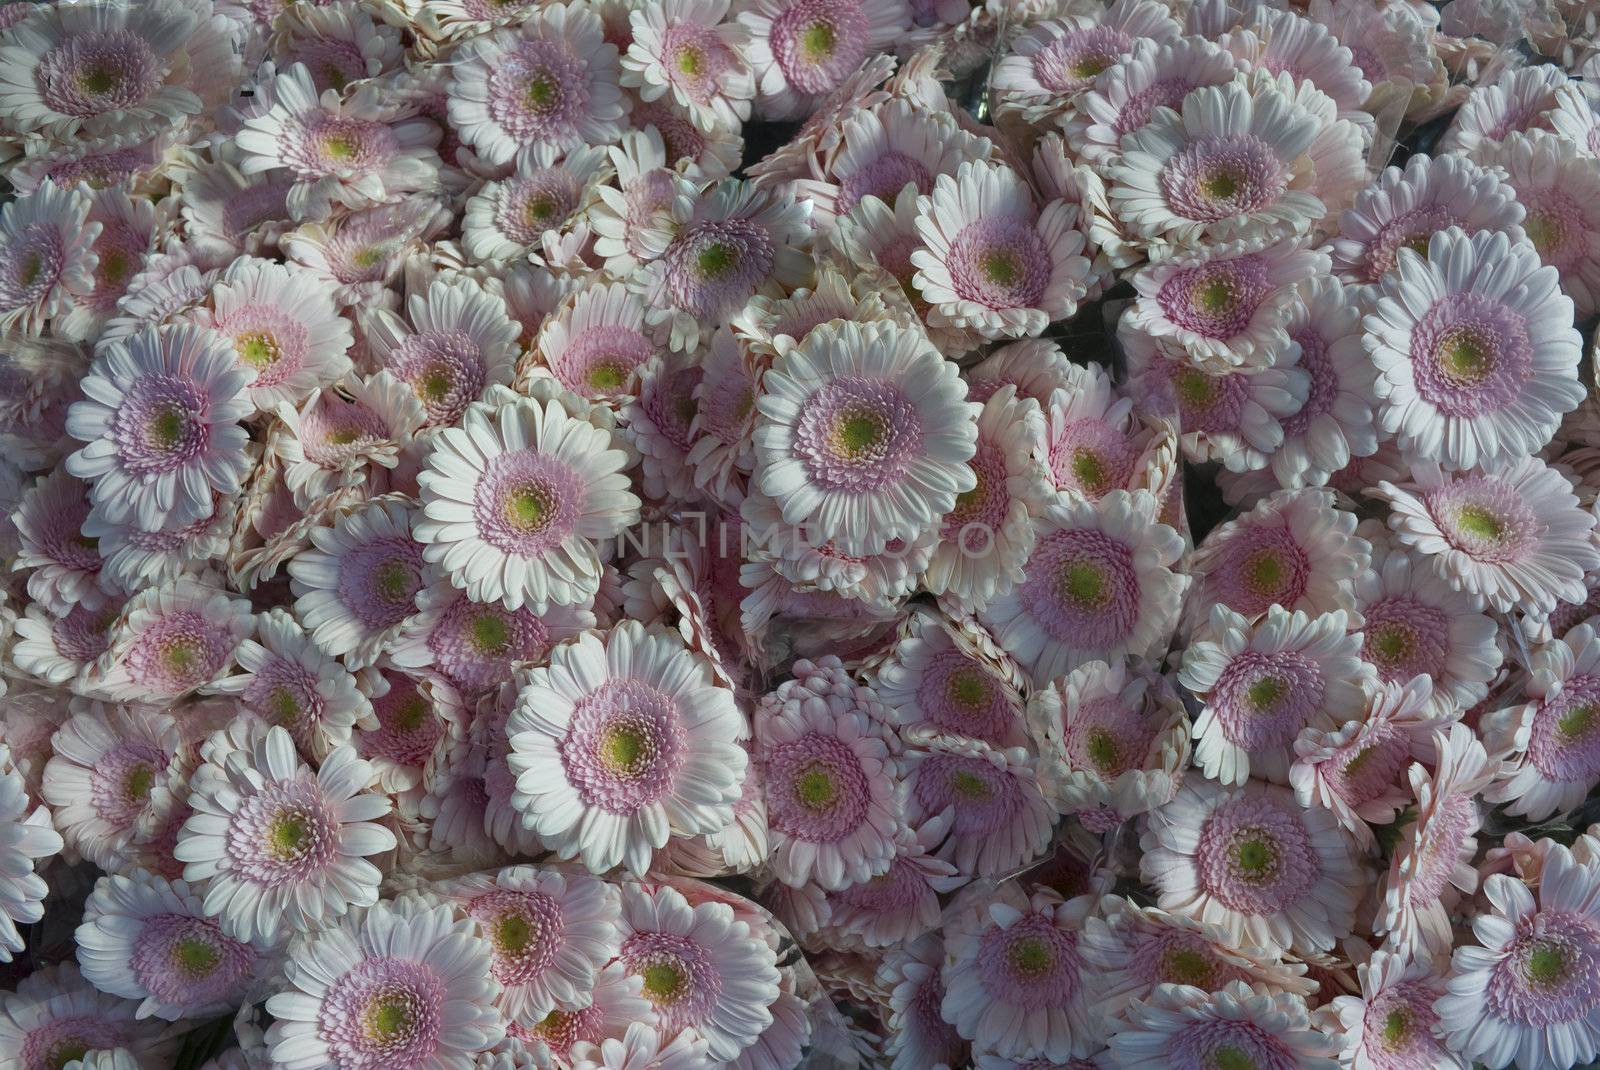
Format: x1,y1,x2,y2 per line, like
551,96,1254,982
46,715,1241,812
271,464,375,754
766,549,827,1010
461,147,610,269
65,323,253,531
753,319,977,555
91,578,253,702
978,490,1188,688
1440,63,1567,156
1550,79,1600,159
507,622,747,876
1180,604,1372,786
0,744,62,965
265,896,505,1069
873,607,1029,749
1365,226,1584,470
1483,623,1600,822
174,726,395,946
76,868,268,1021
0,962,179,1070
621,0,753,132
416,394,639,613
446,1,626,165
568,1022,708,1070
365,276,521,429
1373,456,1600,615
56,186,157,344
1105,980,1338,1070
274,371,425,508
1141,777,1365,954
1267,276,1377,487
186,257,354,412
736,0,909,120
615,882,780,1061
991,0,1180,114
901,736,1055,878
12,470,102,616
534,280,663,403
910,159,1092,339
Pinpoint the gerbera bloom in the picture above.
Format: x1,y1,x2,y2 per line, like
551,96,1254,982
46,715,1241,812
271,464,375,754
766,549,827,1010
0,963,179,1070
991,0,1180,113
177,159,296,262
683,327,763,504
978,490,1188,688
42,703,185,872
822,820,963,948
10,601,118,688
7,127,172,197
436,866,620,1027
186,257,353,413
873,609,1029,748
461,147,610,269
416,394,639,612
274,372,426,507
356,667,463,794
365,275,520,429
1482,622,1600,821
12,470,102,615
0,181,99,339
621,353,702,503
0,0,240,139
269,0,405,97
901,737,1055,878
174,727,395,945
265,895,504,1069
633,177,812,350
1109,77,1328,248
0,745,61,965
1436,844,1600,1069
64,323,254,531
568,1022,708,1070
446,2,626,165
389,580,595,696
1027,659,1189,823
288,499,429,669
589,131,691,276
75,869,265,1021
740,487,934,605
1065,36,1244,167
1372,456,1600,615
1472,130,1600,319
1326,948,1464,1070
57,186,158,344
621,0,752,132
1373,723,1498,958
515,961,652,1065
281,196,448,308
1551,79,1600,159
1141,777,1365,954
1186,487,1368,624
1123,235,1327,372
1181,605,1370,786
1104,980,1338,1070
753,656,901,890
754,319,977,555
507,622,746,875
236,63,442,223
1121,326,1308,474
941,882,1099,1062
614,882,780,1061
1439,62,1568,155
878,936,967,1070
1289,676,1447,848
910,159,1092,339
534,280,662,403
207,607,370,762
1352,530,1502,711
91,578,251,703
1366,226,1583,470
737,0,908,120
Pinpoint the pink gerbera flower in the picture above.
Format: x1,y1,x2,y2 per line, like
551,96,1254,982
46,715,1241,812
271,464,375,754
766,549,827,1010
91,579,253,702
12,470,102,615
1327,948,1465,1070
621,0,753,132
1064,35,1242,167
901,737,1055,879
737,0,909,120
873,608,1029,748
534,280,663,402
991,0,1180,114
1483,622,1600,822
1440,62,1567,155
1104,980,1338,1070
56,186,157,344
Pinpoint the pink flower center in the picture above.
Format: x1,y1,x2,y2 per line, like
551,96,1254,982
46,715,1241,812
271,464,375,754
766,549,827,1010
486,37,590,144
1019,527,1139,650
1361,595,1449,683
112,374,210,475
228,776,340,888
1362,204,1455,282
1031,26,1131,94
219,303,309,387
132,913,257,1010
0,223,66,312
661,23,737,104
1210,650,1324,754
473,449,584,556
1528,673,1600,783
976,913,1082,1010
1159,134,1290,223
1407,791,1478,903
389,329,488,426
21,1016,130,1070
1279,325,1336,437
941,438,1009,550
1409,292,1531,418
124,609,231,694
362,671,445,769
948,216,1050,311
90,739,168,829
620,930,722,1037
794,375,923,493
764,731,871,843
1129,928,1245,990
1362,979,1444,1065
301,395,390,467
1521,189,1588,270
467,889,564,985
1049,417,1138,500
1196,792,1320,916
838,151,932,214
1488,910,1600,1027
321,957,446,1069
1208,524,1310,618
912,648,1017,745
1423,475,1543,564
243,655,324,746
497,169,583,244
338,536,425,630
54,602,116,662
37,30,162,118
665,219,775,319
1323,728,1409,810
558,679,686,814
1164,363,1250,435
553,324,653,397
426,598,551,692
1065,695,1157,780
911,752,1022,836
1168,1018,1296,1070
1156,254,1270,340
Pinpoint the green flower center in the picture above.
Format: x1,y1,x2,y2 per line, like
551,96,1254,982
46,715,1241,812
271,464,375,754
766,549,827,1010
268,811,312,859
504,482,553,532
1174,368,1217,408
945,668,991,710
78,64,117,94
696,241,739,279
1558,702,1600,742
1210,1045,1255,1070
18,251,43,288
265,685,301,726
326,425,362,446
1402,232,1432,258
1381,1007,1411,1047
1231,833,1278,882
1057,561,1108,609
641,962,688,1004
1193,277,1236,315
417,363,454,404
363,993,414,1041
1438,328,1493,381
1070,55,1111,79
1456,504,1504,542
352,245,386,269
1200,170,1241,200
524,194,561,226
469,610,509,655
794,765,838,810
171,936,221,977
124,762,155,802
374,560,415,603
237,331,281,370
948,769,992,799
800,20,836,61
493,910,535,954
1367,621,1415,667
163,638,201,677
676,46,704,76
99,247,132,286
148,405,188,450
1007,936,1054,978
1525,209,1565,253
598,723,649,775
323,132,360,161
1085,727,1121,775
1525,941,1570,987
1243,549,1287,594
1342,744,1377,779
982,249,1022,287
831,409,885,456
1161,946,1217,987
46,1041,90,1070
1070,448,1108,494
588,361,628,392
393,695,431,733
524,73,561,112
1245,675,1288,711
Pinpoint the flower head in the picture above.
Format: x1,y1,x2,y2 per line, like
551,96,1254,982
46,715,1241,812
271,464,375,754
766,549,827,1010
1104,980,1338,1070
366,276,520,429
0,745,62,965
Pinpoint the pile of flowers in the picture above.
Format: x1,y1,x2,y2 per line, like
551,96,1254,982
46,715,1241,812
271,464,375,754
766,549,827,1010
3,0,1600,1066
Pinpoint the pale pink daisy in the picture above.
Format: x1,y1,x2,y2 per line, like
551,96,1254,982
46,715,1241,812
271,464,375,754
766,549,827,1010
64,323,254,531
507,622,747,876
873,608,1029,749
91,579,252,702
589,131,692,276
356,666,463,795
615,882,780,1060
1326,948,1464,1070
901,737,1055,879
287,499,430,669
0,744,61,965
0,962,178,1070
7,127,172,198
186,257,354,412
739,487,935,606
1551,79,1600,158
366,276,520,429
1104,980,1338,1070
177,159,296,262
446,2,626,165
1436,844,1600,1069
235,63,442,222
622,353,703,504
515,961,652,1066
1439,62,1568,155
1365,226,1584,470
1181,604,1371,786
461,147,609,269
621,0,752,132
567,1022,708,1070
978,490,1188,688
1373,723,1499,959
269,1,405,96
85,491,236,596
281,196,450,308
174,727,395,945
737,0,909,120
56,185,158,344
1373,456,1600,615
12,470,103,615
10,601,119,688
534,280,663,403
940,883,1099,1062
274,371,426,507
1141,777,1365,954
753,319,977,554
822,820,963,948
1027,659,1189,824
684,326,764,505
1310,0,1444,118
754,657,902,890
1472,129,1600,319
436,865,621,1027
42,703,186,872
1483,622,1600,821
75,869,266,1021
991,0,1180,113
878,936,967,1070
910,159,1091,340
265,896,504,1069
1124,235,1327,372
